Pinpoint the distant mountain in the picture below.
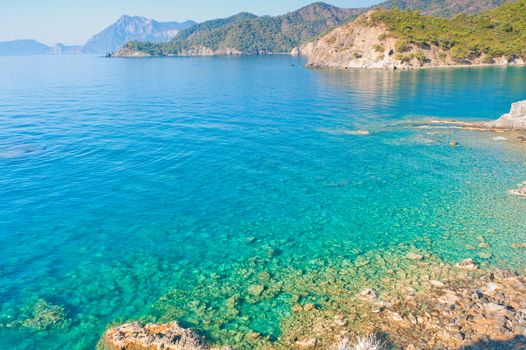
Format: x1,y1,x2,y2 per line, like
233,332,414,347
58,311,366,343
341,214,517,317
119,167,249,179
82,15,197,53
376,0,510,17
52,43,83,54
0,40,84,56
116,2,362,56
0,40,52,56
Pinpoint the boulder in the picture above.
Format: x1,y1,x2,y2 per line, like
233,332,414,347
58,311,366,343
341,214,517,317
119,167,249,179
103,322,206,350
486,100,526,129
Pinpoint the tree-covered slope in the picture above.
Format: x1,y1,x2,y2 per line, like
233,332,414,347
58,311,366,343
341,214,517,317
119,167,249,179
302,0,526,69
377,0,510,17
116,3,362,56
373,0,526,60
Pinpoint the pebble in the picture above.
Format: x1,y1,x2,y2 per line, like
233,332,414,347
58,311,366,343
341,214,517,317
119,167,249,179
406,252,423,261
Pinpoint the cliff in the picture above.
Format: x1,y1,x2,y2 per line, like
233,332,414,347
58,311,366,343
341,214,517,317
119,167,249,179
301,0,526,69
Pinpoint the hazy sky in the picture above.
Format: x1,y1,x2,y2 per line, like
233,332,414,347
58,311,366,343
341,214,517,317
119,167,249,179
0,0,381,45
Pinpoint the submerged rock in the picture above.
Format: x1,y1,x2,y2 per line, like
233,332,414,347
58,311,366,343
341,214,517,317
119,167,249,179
486,100,526,130
247,284,265,297
103,322,207,350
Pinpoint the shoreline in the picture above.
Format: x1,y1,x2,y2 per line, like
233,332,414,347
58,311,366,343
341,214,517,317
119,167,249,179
100,254,526,350
110,51,526,72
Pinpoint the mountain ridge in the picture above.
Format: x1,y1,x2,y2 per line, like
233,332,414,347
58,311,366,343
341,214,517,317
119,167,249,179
114,0,512,57
115,2,362,56
82,15,197,53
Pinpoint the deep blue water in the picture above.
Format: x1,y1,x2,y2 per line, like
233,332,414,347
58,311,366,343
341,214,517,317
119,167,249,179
0,55,526,349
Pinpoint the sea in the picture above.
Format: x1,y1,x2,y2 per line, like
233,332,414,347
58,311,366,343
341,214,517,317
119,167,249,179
0,55,525,349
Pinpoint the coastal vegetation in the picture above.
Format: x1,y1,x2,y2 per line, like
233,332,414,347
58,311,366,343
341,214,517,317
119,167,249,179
302,0,526,69
372,0,526,61
115,0,513,57
119,3,360,56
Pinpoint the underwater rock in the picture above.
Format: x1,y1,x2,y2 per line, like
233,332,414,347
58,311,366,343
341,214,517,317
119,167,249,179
14,298,70,331
103,321,219,350
247,284,265,297
406,252,423,261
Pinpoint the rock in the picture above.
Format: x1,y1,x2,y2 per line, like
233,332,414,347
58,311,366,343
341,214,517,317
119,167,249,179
430,280,446,288
304,303,316,312
347,130,370,136
296,338,317,348
518,136,526,142
509,182,526,197
258,271,271,281
247,284,265,297
479,252,492,259
358,288,377,300
456,259,478,270
334,314,348,326
103,322,205,350
389,312,404,322
406,252,423,260
438,291,460,305
486,100,526,129
483,303,507,314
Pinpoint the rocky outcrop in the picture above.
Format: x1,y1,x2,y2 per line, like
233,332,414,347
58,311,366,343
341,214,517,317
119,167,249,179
301,11,525,70
486,100,526,130
300,14,405,69
103,322,207,350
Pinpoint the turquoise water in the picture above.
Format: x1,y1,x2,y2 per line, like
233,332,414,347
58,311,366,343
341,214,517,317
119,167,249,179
1,55,526,349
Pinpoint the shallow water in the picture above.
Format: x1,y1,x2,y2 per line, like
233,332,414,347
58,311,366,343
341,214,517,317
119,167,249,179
0,55,526,349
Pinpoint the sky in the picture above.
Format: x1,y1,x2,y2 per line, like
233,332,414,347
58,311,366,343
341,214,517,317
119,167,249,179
0,0,381,46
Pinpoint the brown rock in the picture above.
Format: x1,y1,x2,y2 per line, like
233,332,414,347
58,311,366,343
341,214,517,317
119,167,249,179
456,259,478,270
103,322,205,350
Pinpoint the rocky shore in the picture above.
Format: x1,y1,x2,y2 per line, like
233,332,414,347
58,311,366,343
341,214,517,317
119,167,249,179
100,262,526,350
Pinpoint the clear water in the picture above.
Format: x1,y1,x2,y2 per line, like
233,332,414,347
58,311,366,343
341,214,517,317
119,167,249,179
0,55,526,349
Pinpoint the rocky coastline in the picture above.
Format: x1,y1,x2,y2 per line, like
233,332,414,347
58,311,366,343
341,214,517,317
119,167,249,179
98,100,526,350
100,262,526,350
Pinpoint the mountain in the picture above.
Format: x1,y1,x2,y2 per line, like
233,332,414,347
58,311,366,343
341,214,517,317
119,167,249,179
115,3,363,56
376,0,510,17
52,43,83,54
82,15,197,53
301,0,526,69
0,40,52,56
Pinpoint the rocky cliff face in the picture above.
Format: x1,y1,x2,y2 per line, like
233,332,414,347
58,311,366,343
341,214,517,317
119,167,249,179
486,100,526,130
300,9,525,70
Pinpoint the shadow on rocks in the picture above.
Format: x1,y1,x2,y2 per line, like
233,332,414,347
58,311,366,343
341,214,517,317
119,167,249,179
460,335,526,350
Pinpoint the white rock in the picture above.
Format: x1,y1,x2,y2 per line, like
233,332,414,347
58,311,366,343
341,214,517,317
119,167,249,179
486,100,526,129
